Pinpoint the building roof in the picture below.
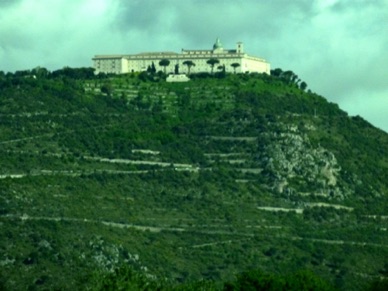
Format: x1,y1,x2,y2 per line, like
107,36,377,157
213,38,223,50
136,51,178,56
92,39,269,63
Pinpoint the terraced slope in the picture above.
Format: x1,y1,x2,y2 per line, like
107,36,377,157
0,72,387,290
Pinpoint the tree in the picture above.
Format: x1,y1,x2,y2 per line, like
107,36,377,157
32,67,50,78
158,59,170,74
151,62,156,73
216,64,226,78
231,62,240,74
206,58,220,74
282,70,300,85
271,68,283,77
95,266,163,290
51,67,95,79
224,269,335,291
270,68,303,87
300,81,308,91
182,60,195,75
101,83,113,96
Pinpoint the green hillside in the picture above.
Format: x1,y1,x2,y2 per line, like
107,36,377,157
0,69,387,290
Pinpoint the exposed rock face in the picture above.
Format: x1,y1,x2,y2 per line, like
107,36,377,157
257,123,346,199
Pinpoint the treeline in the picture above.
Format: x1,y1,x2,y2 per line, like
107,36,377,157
92,265,387,291
270,68,308,91
0,65,307,87
0,66,101,80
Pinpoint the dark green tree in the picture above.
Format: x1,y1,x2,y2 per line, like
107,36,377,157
94,266,163,290
51,66,95,79
271,68,283,77
207,58,220,74
271,68,304,87
32,66,50,78
159,59,170,74
183,60,195,75
231,62,240,74
225,269,335,291
151,62,156,73
101,84,113,96
367,278,388,291
300,81,308,91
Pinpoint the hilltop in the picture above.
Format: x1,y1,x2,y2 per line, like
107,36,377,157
0,68,387,290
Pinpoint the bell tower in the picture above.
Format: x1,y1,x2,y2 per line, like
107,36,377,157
236,42,244,54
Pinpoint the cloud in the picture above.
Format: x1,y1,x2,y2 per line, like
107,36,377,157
339,88,388,132
0,0,121,70
0,0,387,131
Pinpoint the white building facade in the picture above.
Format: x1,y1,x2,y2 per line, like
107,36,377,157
92,39,270,75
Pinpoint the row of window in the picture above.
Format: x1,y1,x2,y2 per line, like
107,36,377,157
94,58,268,73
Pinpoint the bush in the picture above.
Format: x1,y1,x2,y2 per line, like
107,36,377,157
224,269,335,291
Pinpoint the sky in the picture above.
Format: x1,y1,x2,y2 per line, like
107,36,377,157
1,0,387,132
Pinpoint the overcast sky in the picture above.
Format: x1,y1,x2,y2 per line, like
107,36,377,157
1,0,387,132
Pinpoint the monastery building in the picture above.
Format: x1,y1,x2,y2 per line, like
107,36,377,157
92,38,270,75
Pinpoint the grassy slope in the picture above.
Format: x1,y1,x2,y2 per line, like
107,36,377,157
0,72,387,290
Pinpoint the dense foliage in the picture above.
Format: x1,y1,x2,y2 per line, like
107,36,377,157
92,266,336,290
0,67,387,290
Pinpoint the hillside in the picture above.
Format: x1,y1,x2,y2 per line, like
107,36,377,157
0,69,387,290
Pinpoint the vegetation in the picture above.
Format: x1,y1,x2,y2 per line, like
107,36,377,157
92,266,336,290
207,58,220,74
183,60,195,75
0,67,386,290
230,63,240,74
159,59,171,74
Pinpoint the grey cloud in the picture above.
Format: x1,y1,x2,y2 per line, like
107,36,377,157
0,0,22,8
115,0,317,48
116,1,164,32
331,0,387,12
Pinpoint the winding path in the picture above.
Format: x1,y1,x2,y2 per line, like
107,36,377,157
1,214,386,249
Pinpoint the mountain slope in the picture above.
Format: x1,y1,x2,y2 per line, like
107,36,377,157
0,70,387,290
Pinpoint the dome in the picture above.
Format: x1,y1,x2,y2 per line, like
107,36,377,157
213,38,223,50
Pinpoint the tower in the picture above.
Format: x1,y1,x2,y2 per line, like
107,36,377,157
236,42,244,54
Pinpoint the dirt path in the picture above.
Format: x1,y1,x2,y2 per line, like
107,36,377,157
0,133,54,145
0,169,151,179
2,214,387,248
84,156,199,171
